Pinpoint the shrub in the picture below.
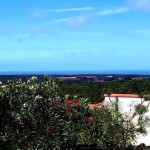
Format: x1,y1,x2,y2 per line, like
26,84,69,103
0,76,97,149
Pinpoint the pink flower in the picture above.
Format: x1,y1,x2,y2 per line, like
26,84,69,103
76,101,80,106
85,117,93,126
65,110,70,113
60,104,64,107
65,99,72,104
51,100,57,105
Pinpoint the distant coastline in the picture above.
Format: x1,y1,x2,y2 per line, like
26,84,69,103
1,70,150,75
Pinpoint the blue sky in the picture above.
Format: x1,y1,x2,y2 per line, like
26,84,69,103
0,0,150,72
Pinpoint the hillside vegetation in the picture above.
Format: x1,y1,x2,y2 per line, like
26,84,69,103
58,80,150,103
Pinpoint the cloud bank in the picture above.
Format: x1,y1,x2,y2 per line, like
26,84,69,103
128,0,150,11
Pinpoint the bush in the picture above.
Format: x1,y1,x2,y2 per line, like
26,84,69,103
0,76,98,149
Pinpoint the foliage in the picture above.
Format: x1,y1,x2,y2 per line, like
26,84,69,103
57,80,150,103
135,104,148,115
0,76,149,149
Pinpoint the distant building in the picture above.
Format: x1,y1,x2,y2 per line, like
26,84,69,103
58,77,80,81
93,80,105,83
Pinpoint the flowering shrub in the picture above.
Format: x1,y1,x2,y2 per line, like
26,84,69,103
0,76,98,149
0,76,149,149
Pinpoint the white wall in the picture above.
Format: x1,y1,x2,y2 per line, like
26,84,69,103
104,96,150,146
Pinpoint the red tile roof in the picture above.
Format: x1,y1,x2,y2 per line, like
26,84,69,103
88,100,105,109
104,94,141,98
88,94,142,109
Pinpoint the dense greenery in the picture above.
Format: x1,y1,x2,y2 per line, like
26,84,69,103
58,80,150,103
0,76,150,149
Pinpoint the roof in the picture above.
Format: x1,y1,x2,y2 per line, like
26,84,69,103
88,100,105,109
104,94,141,98
88,94,142,109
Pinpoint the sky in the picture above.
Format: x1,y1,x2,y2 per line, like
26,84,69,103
0,0,150,72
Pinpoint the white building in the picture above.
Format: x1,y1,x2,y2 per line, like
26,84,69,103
89,94,150,146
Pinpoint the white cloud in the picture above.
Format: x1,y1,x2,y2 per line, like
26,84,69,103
96,7,129,16
30,7,94,18
128,0,150,11
50,7,128,26
46,15,90,26
67,14,90,26
46,7,94,12
51,18,71,23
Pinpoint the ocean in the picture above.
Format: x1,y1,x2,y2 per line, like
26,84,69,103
0,70,150,75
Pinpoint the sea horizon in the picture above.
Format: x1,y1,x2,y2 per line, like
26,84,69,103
1,70,150,75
